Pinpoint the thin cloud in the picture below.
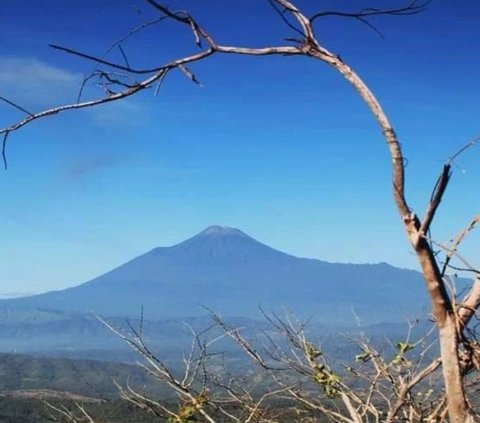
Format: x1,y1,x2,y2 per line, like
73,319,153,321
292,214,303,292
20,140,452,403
91,99,150,127
0,56,149,127
0,56,81,108
0,291,35,299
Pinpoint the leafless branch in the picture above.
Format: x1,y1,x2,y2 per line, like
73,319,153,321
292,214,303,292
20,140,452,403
268,0,305,38
447,135,480,166
310,1,430,23
421,164,452,236
0,96,34,116
441,214,480,277
50,44,166,74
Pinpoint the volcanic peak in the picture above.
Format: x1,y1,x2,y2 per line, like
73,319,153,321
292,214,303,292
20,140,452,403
199,225,249,237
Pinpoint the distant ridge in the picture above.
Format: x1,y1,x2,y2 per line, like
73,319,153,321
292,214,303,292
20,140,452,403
0,225,446,323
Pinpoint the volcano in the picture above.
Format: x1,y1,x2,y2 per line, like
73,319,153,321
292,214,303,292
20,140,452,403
0,226,435,323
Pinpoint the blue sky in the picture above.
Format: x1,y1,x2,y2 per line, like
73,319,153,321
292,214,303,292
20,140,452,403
0,0,479,294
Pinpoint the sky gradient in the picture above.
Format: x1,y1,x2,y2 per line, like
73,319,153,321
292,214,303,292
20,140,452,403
0,0,479,294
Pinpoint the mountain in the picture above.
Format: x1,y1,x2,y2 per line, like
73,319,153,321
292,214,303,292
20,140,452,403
0,225,444,324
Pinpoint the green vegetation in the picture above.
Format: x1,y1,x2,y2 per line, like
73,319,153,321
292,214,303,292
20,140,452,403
0,396,159,423
0,353,172,422
0,353,160,398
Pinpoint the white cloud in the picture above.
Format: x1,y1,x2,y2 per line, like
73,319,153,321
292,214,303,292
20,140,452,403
0,57,81,107
0,291,35,299
0,56,148,127
91,99,149,127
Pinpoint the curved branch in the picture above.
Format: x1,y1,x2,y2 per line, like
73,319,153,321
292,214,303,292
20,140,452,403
273,0,317,42
50,44,168,74
448,135,480,166
310,1,431,23
307,48,410,218
268,0,305,37
0,48,216,144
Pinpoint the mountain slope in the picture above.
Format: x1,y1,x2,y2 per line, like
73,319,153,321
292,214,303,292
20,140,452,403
0,225,440,323
0,352,157,397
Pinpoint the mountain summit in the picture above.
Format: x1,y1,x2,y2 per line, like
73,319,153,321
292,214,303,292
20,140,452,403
199,225,249,237
0,226,434,323
161,225,286,265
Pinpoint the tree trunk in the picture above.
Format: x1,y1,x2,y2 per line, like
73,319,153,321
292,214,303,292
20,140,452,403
413,234,473,422
310,44,475,421
438,315,473,423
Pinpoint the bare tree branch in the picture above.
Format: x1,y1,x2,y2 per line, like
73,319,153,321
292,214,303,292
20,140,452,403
0,96,34,116
310,1,431,23
421,164,452,236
